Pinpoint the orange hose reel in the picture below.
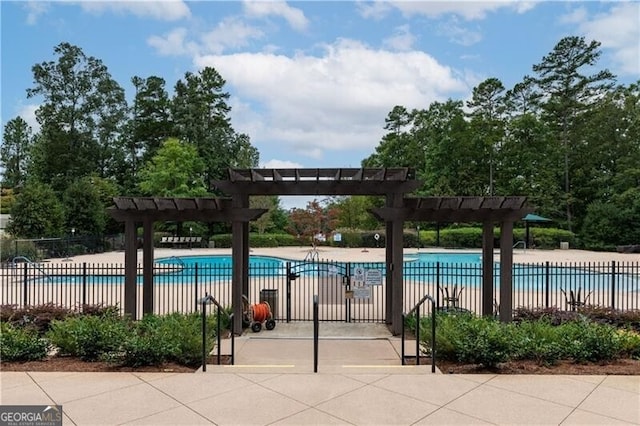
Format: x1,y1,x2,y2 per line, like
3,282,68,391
252,302,271,323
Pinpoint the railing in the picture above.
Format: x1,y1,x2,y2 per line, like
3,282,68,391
199,293,233,372
1,260,638,321
402,294,436,372
313,294,319,373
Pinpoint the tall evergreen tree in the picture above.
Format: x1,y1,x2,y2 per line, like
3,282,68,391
171,67,258,184
532,36,615,230
27,43,128,192
466,78,506,195
1,116,33,188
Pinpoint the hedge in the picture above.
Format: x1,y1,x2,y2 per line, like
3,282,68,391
206,227,575,249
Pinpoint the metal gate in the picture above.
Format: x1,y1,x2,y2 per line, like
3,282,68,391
284,260,386,323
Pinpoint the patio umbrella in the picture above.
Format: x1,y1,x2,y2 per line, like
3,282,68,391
522,213,552,249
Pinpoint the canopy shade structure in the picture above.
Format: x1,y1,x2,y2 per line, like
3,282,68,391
522,213,552,223
522,213,553,249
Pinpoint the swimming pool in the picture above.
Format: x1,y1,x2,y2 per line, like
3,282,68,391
20,253,639,294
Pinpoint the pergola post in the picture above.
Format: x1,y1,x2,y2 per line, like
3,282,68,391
124,219,138,319
499,220,514,322
384,193,405,335
232,195,250,334
482,221,494,317
142,218,154,315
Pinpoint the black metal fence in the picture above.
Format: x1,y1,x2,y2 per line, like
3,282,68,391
1,260,638,320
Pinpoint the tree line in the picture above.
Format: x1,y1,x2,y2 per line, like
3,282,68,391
2,42,261,239
2,37,639,250
363,36,640,249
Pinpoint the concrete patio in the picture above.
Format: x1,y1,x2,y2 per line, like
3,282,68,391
2,322,638,425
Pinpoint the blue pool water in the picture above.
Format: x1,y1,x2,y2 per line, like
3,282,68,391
27,253,639,292
156,255,285,268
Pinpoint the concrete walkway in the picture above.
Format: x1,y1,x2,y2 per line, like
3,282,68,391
2,323,639,425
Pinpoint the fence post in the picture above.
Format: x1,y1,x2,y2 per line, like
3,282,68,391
545,261,550,309
286,262,291,322
82,262,87,309
345,262,351,323
610,260,616,310
415,304,421,366
194,263,199,312
22,262,28,307
435,262,440,308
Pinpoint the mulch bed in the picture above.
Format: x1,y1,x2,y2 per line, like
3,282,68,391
3,356,639,374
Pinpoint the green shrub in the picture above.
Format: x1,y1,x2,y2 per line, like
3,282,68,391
452,316,513,367
333,231,362,248
1,239,40,262
114,315,179,367
616,329,640,358
560,319,623,363
0,322,50,361
528,228,575,249
418,230,437,247
439,228,483,248
165,312,215,366
511,320,564,365
46,315,130,361
210,234,232,248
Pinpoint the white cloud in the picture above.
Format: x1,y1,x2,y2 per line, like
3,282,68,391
200,17,264,54
356,0,392,20
573,3,640,76
365,0,538,21
79,0,191,21
194,38,468,161
382,25,416,51
17,104,41,133
558,6,588,25
24,1,50,25
243,0,309,31
261,159,304,169
437,18,482,46
147,27,199,56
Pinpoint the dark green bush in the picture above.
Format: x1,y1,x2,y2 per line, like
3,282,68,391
144,312,216,366
332,231,362,248
560,319,623,362
511,320,564,365
112,313,218,367
0,322,50,361
210,234,232,248
114,315,179,367
46,315,130,361
1,239,41,262
439,228,483,248
452,316,513,367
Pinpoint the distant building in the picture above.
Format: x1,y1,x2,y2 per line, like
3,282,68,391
0,214,9,236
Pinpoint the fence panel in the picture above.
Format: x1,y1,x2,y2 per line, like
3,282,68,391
2,259,638,321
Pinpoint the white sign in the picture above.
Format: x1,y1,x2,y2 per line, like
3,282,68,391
365,269,383,286
333,233,342,242
352,285,371,299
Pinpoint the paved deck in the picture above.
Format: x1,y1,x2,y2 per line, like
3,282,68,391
2,323,639,425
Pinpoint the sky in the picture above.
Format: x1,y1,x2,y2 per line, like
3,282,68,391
2,1,639,208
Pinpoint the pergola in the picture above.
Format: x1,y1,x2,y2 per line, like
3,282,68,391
110,168,532,334
109,197,266,318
